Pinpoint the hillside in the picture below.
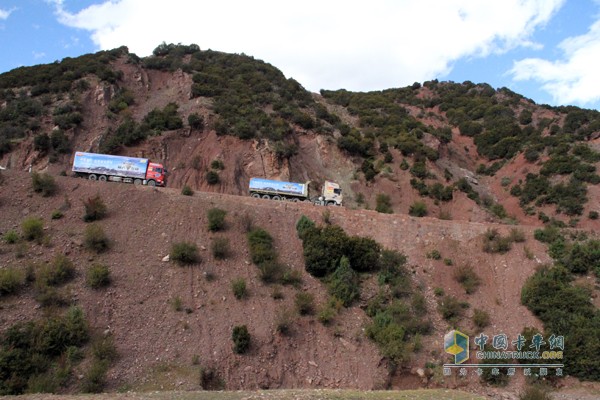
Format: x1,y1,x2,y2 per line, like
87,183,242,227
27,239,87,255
0,44,599,398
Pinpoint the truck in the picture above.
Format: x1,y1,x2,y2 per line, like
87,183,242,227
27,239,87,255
72,151,167,187
248,177,343,206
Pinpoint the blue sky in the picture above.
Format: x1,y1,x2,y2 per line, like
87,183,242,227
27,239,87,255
1,0,600,110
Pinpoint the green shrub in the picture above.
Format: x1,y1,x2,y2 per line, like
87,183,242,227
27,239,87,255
84,223,110,253
275,308,294,335
301,225,347,277
247,227,276,265
443,258,453,266
327,256,360,307
86,264,110,289
31,172,58,197
454,265,481,294
81,359,109,393
231,278,247,300
295,215,315,239
3,229,19,244
207,207,226,231
181,185,194,196
188,113,204,130
472,308,490,329
36,254,75,287
0,267,25,296
258,260,285,283
210,159,224,170
509,228,526,243
199,367,225,390
0,306,89,394
482,228,512,253
211,237,230,259
533,225,563,244
22,216,44,242
83,195,107,222
171,296,183,311
433,287,444,297
317,298,341,325
375,193,393,213
232,325,251,354
51,210,63,220
346,235,381,272
438,295,465,323
589,210,599,220
206,170,220,185
170,242,199,265
409,201,427,217
295,292,315,315
426,249,441,260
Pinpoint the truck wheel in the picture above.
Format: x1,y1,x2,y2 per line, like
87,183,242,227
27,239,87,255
148,180,156,187
290,198,298,203
251,193,261,198
272,195,281,201
98,175,107,182
326,201,335,206
262,194,271,199
88,174,97,181
134,179,142,185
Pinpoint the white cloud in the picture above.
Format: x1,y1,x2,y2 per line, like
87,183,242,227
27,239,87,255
33,51,46,59
511,17,600,107
53,0,564,92
0,7,16,20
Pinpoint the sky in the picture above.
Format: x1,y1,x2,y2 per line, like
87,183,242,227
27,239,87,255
1,0,600,110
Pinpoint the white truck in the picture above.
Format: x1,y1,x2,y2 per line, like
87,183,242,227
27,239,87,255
249,178,343,206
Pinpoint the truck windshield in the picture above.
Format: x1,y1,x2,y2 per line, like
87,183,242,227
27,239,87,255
334,188,342,194
155,168,162,173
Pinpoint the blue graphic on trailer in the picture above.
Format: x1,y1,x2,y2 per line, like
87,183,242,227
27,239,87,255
249,178,306,196
73,152,148,179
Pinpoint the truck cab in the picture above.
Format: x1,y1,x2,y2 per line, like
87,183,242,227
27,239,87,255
147,163,167,187
319,181,343,206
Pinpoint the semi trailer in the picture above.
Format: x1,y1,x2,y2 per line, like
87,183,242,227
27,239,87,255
249,177,342,206
72,151,167,187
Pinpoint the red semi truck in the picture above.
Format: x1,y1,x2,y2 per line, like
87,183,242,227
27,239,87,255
72,151,167,187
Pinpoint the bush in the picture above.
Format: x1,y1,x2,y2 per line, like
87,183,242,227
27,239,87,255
295,292,315,315
181,185,194,196
206,170,220,185
31,172,58,197
51,210,63,220
509,228,526,243
22,216,44,242
275,308,294,335
231,278,247,300
210,159,224,170
0,267,24,296
83,195,107,222
188,113,204,130
454,265,481,294
36,255,75,287
482,228,512,253
438,295,465,323
81,359,109,393
247,227,276,265
409,201,428,217
211,237,230,259
86,264,110,289
232,325,251,354
327,256,360,307
84,223,110,253
589,210,599,220
472,308,490,329
199,366,225,390
375,194,393,214
258,260,285,283
426,249,441,260
295,215,315,240
207,208,226,231
3,229,19,244
170,242,199,265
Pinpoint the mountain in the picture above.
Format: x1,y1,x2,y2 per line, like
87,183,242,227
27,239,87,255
0,44,598,397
